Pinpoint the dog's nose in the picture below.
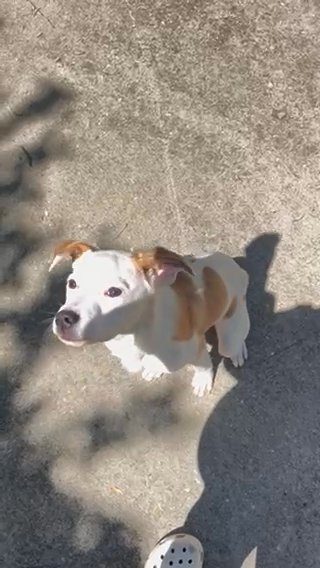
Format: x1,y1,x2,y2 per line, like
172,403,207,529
55,309,80,330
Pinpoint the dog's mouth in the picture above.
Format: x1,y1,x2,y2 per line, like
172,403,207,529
52,321,86,347
56,335,86,347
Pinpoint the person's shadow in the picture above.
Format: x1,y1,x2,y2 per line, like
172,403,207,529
185,233,320,568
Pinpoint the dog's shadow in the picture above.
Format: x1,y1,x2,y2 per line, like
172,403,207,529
184,233,320,568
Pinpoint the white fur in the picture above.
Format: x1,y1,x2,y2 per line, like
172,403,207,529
52,249,250,397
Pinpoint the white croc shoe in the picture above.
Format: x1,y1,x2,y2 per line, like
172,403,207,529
144,533,204,568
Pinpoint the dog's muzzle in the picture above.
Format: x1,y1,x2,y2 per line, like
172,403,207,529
53,310,82,343
55,309,79,330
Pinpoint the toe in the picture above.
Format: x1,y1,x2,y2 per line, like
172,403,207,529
192,373,212,397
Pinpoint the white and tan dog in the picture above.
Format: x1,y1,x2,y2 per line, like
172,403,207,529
50,241,250,396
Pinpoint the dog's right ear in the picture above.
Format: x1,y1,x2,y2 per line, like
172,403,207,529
49,240,97,272
133,246,193,285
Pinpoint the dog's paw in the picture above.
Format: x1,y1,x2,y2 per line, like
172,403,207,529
192,369,213,397
141,354,167,382
231,341,248,368
121,357,143,373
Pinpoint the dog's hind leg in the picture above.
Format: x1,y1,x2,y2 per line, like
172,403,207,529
215,297,250,367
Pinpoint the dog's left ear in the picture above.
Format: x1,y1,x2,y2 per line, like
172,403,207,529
49,240,97,272
133,246,194,285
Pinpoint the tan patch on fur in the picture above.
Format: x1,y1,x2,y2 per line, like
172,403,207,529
49,240,96,271
53,240,96,260
224,296,237,319
133,249,229,345
169,266,230,342
202,267,229,330
171,272,203,341
132,246,193,278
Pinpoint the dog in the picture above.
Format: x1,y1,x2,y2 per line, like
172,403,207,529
49,240,250,396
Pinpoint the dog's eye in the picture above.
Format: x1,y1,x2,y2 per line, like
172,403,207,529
104,287,122,298
68,279,77,289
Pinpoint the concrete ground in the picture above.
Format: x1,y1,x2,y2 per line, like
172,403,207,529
1,0,320,566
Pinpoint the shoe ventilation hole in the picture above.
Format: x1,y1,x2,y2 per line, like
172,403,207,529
157,546,194,566
166,557,193,566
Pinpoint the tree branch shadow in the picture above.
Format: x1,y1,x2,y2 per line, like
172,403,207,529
0,81,142,568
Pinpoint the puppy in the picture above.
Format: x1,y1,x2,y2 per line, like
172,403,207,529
50,241,250,396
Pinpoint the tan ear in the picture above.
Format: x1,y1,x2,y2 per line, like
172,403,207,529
133,246,193,284
49,240,97,272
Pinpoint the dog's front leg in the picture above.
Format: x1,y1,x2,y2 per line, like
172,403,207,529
105,337,143,374
119,353,143,373
140,354,169,382
140,338,186,382
140,338,195,382
191,348,214,397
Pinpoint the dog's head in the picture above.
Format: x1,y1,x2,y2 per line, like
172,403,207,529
49,240,193,345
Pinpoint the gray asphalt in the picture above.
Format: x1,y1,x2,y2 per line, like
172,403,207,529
1,0,320,567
